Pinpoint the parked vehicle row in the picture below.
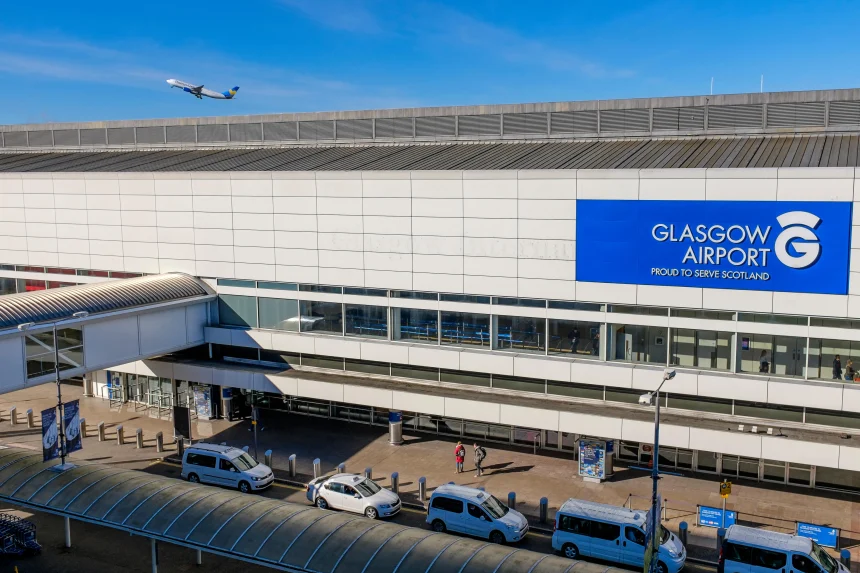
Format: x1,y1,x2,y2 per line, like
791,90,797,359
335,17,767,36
306,473,401,519
181,443,274,493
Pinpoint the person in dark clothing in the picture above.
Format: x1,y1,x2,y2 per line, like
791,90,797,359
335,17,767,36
568,327,580,354
845,359,855,382
833,355,843,380
759,350,769,373
473,443,487,477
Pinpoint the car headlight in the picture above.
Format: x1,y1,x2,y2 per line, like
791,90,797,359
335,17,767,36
667,549,678,558
379,504,391,509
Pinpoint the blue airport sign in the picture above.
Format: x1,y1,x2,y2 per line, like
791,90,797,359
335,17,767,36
576,200,852,294
796,522,838,548
698,506,736,528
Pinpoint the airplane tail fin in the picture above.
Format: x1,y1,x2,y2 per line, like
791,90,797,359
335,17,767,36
223,86,240,98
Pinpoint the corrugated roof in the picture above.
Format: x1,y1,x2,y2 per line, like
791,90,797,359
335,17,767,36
3,134,860,171
0,447,612,573
0,273,213,330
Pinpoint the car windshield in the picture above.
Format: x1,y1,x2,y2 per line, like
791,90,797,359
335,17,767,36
354,479,382,497
480,495,510,519
811,543,838,573
660,525,671,544
232,452,259,471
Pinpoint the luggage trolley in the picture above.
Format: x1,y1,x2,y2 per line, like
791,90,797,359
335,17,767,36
0,513,41,556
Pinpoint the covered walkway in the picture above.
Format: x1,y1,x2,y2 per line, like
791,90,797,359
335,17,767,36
0,446,614,573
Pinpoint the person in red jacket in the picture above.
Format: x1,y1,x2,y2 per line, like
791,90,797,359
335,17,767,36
454,441,465,474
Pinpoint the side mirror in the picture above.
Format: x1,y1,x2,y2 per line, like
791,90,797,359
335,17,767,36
354,494,361,499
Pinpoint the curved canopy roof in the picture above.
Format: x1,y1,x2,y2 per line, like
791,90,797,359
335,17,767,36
0,447,618,573
0,273,213,330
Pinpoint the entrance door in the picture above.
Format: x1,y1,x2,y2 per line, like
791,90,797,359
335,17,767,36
772,337,804,377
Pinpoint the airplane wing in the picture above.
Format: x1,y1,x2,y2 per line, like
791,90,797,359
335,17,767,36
190,85,204,94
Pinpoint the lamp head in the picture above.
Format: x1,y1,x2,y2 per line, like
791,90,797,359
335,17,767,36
663,369,676,381
638,392,654,406
17,322,35,331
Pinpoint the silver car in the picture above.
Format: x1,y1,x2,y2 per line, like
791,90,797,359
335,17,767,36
306,473,401,519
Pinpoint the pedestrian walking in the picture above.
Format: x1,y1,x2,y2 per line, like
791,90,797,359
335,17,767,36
833,354,843,380
474,443,487,477
568,326,580,354
845,359,856,382
454,441,465,473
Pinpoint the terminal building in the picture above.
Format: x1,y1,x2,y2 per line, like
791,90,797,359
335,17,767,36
2,88,860,492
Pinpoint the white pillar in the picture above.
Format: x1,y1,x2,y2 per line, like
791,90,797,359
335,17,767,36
151,538,158,573
64,516,71,548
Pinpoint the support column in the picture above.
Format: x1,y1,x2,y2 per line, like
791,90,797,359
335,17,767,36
82,374,93,398
196,549,202,566
151,538,158,573
64,516,71,548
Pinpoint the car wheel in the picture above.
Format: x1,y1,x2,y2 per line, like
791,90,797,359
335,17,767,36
316,497,329,510
187,473,200,484
238,481,251,494
657,561,668,573
364,507,378,520
562,543,579,559
431,520,446,533
489,530,506,545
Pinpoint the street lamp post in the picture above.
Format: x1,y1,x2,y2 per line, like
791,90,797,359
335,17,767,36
53,312,88,468
640,369,676,573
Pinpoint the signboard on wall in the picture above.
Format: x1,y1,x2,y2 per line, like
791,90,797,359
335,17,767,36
193,387,212,420
576,200,852,294
698,505,736,528
796,522,838,548
578,439,606,480
41,408,58,462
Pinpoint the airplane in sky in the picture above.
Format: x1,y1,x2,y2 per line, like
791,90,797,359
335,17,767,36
166,79,239,100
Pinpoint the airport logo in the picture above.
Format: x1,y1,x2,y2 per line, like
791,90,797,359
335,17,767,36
774,211,821,269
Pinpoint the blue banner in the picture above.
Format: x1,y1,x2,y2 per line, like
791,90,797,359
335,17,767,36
63,400,82,455
698,506,736,528
578,439,606,480
41,408,58,463
576,200,852,294
796,522,838,548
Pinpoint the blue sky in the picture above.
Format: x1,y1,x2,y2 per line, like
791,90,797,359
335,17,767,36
2,0,858,124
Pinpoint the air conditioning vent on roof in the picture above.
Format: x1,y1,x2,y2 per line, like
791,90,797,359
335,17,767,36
299,120,335,140
53,129,79,146
599,108,650,132
198,124,229,143
136,126,165,145
707,104,763,129
336,119,373,139
766,102,826,128
828,101,860,126
503,112,548,135
263,122,298,141
229,123,263,142
652,107,705,131
166,125,196,144
375,117,414,138
458,114,501,136
27,130,52,147
550,110,598,134
107,127,135,145
415,116,456,137
80,128,107,146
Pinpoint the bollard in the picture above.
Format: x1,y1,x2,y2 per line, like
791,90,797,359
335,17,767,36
136,428,144,449
177,438,185,458
264,450,272,467
840,550,850,568
98,421,106,442
539,497,548,524
242,446,249,453
26,409,34,429
717,528,726,552
155,432,164,453
507,492,516,510
116,425,124,445
313,458,321,479
288,454,296,478
418,477,427,502
391,472,399,494
9,406,16,426
364,467,372,479
337,463,346,474
679,522,688,547
80,418,87,439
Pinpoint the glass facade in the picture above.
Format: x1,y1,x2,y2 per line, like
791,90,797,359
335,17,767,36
548,319,601,357
0,277,14,295
496,315,545,353
392,308,437,343
739,334,807,377
258,297,299,331
440,311,490,347
808,338,860,381
218,295,257,328
671,329,732,371
609,324,667,364
25,327,83,379
299,301,343,334
344,304,387,338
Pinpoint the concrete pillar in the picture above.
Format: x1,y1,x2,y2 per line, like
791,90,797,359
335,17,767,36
151,538,158,573
264,450,272,467
196,549,202,566
64,516,71,548
80,418,87,439
26,409,34,429
98,422,106,441
313,458,321,478
10,406,16,426
136,428,144,449
82,374,93,398
116,425,124,446
156,432,164,453
288,454,296,478
418,477,426,501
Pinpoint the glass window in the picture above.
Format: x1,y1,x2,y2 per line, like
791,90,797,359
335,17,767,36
697,451,718,472
734,401,803,423
109,271,142,279
45,267,77,275
346,359,390,375
220,458,237,472
815,466,860,492
25,327,83,379
299,300,343,333
496,315,546,353
808,338,860,381
258,297,299,331
547,381,603,400
558,515,590,535
259,350,298,366
492,297,545,308
609,324,667,364
548,300,603,311
214,344,258,362
811,317,860,329
440,370,491,387
440,293,490,304
670,329,732,370
345,304,388,338
493,375,544,393
671,308,735,320
344,287,388,297
591,521,621,541
217,278,255,288
391,290,437,300
548,319,601,358
626,527,646,545
792,555,821,573
15,266,44,273
0,278,15,295
441,311,490,347
666,394,732,415
47,281,76,289
608,305,668,316
17,279,45,292
605,388,644,404
299,284,342,294
431,496,463,513
257,281,297,291
0,264,14,270
218,295,257,328
76,269,110,277
804,408,860,430
724,542,754,564
739,334,807,377
391,364,438,381
739,313,807,325
301,354,344,370
392,308,437,343
762,460,786,482
788,463,812,486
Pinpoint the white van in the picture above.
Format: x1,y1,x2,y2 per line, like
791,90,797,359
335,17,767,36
181,443,274,494
552,499,686,573
720,525,847,573
426,485,529,544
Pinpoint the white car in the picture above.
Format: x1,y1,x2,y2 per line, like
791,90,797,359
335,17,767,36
426,484,529,544
181,443,274,493
306,473,401,519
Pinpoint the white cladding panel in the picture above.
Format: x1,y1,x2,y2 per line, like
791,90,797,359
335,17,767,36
0,338,25,393
84,316,141,367
138,307,188,355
